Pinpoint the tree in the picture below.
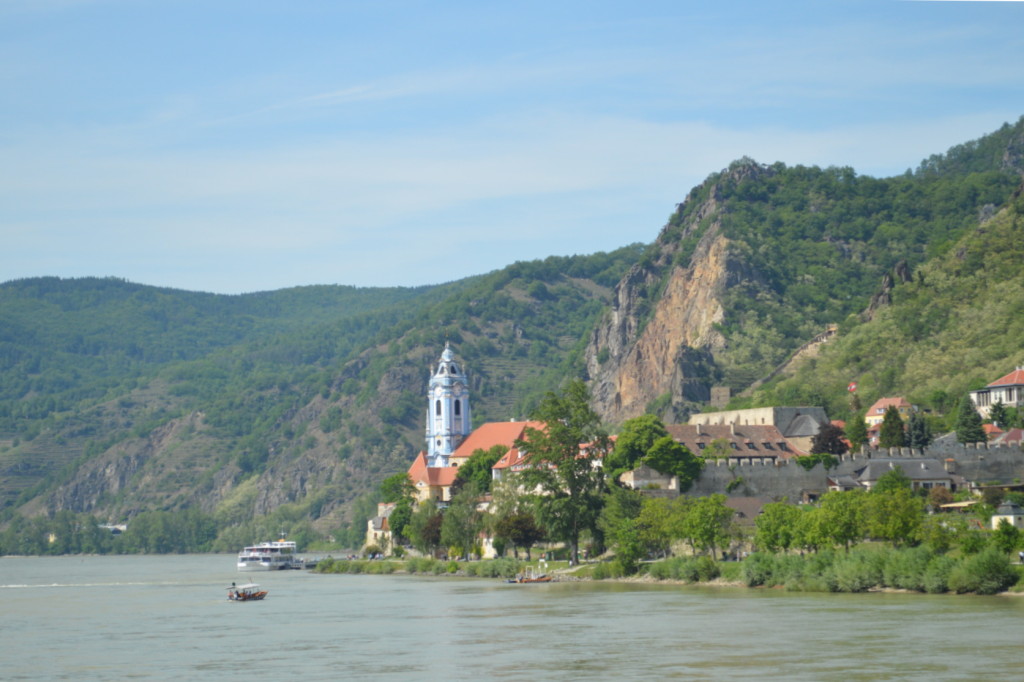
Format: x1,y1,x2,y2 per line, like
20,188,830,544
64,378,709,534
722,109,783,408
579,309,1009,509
987,400,1011,429
811,423,848,456
604,414,669,481
598,486,646,574
845,415,869,452
878,405,906,448
440,485,482,559
516,380,610,566
991,519,1021,555
955,395,986,444
388,497,414,545
866,488,922,546
452,444,506,495
754,501,802,553
494,512,545,560
872,467,912,495
643,436,704,492
906,412,932,449
818,490,867,551
407,501,443,556
680,494,735,559
379,472,415,504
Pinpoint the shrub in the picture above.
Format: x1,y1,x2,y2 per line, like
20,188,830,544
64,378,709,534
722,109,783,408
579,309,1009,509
948,548,1017,594
742,553,777,587
882,546,934,591
923,555,956,594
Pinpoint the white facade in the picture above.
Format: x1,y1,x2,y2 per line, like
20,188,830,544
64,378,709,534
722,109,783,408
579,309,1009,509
969,367,1024,420
425,343,472,467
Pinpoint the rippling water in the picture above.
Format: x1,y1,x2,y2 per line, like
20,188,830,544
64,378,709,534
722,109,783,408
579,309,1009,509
2,554,1022,680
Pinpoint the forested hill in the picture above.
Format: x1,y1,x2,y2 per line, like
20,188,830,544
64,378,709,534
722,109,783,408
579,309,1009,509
583,117,1024,425
2,116,1024,553
749,177,1024,426
0,246,640,546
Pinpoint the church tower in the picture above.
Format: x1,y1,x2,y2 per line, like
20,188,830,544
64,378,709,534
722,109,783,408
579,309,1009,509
425,343,471,467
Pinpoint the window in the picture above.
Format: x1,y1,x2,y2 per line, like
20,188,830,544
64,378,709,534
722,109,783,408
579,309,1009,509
730,442,738,449
778,442,788,451
746,442,756,450
697,442,706,450
454,399,461,416
435,400,441,416
763,442,773,450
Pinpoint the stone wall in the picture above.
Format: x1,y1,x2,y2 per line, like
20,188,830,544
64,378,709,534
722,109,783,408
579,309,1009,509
687,442,1024,501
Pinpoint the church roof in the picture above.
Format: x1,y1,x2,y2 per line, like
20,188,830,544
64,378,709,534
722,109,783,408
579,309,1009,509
450,420,545,461
987,367,1024,388
407,451,458,487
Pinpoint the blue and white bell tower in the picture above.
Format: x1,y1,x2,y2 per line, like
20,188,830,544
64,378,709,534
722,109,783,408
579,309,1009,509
426,343,472,467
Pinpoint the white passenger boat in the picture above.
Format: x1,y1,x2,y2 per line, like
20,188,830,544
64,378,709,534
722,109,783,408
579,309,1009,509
236,538,300,571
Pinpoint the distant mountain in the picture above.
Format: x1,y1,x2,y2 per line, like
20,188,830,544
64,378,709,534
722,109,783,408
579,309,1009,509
2,116,1024,550
0,247,640,538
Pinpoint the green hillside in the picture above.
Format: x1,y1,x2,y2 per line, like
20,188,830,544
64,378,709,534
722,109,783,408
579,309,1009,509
749,181,1024,425
2,115,1024,554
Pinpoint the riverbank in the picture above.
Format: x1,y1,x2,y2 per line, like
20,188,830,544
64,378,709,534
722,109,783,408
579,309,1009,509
315,546,1024,596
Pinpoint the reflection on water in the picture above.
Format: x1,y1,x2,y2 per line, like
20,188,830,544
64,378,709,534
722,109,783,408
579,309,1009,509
2,555,1021,680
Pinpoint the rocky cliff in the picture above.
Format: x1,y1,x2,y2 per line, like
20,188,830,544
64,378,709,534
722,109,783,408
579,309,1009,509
585,162,771,425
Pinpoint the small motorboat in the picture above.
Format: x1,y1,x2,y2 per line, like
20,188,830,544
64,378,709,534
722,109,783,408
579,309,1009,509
507,566,553,583
227,582,268,601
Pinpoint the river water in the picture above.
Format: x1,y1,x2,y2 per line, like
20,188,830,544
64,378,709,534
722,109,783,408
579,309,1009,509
1,554,1021,680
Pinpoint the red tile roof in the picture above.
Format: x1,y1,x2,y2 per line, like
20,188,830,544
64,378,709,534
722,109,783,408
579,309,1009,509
988,368,1024,388
867,397,911,415
407,451,458,487
449,421,545,462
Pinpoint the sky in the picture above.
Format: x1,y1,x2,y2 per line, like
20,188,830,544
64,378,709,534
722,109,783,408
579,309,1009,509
2,0,1023,295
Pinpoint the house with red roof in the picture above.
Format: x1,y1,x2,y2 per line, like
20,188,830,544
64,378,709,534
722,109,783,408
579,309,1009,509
969,366,1024,420
864,397,914,428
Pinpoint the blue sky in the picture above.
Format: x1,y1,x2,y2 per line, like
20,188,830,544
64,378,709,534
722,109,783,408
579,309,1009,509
2,0,1023,294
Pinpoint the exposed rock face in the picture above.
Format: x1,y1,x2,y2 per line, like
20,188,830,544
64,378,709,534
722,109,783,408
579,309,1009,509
585,162,771,425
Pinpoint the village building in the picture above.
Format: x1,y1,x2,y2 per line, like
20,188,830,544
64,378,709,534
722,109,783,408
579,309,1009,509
666,423,804,462
826,458,964,493
864,397,914,428
990,501,1024,530
688,406,828,453
969,367,1024,420
365,501,396,550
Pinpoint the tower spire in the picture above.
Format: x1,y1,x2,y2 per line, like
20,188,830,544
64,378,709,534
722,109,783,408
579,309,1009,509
425,343,471,467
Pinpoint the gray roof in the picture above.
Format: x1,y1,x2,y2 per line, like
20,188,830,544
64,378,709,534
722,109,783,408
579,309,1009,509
784,414,824,438
855,459,950,482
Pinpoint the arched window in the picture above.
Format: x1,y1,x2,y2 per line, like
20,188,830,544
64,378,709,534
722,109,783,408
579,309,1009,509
435,400,441,416
454,399,461,416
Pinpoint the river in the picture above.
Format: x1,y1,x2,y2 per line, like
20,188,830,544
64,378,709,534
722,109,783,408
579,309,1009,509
1,554,1021,680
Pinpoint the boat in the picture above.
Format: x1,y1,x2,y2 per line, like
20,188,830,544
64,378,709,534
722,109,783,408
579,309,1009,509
507,566,553,583
236,538,300,571
508,574,553,583
227,582,267,601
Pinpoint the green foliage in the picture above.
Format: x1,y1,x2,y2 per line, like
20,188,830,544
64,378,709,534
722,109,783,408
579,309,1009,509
956,395,987,444
643,436,703,491
794,452,839,471
515,380,609,565
452,445,507,495
845,417,869,452
872,467,912,495
948,547,1018,594
810,423,848,455
604,414,669,480
878,405,906,448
